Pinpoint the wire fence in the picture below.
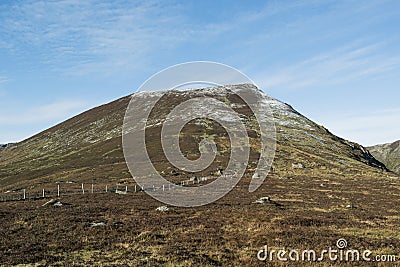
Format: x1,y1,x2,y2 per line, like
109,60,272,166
0,177,210,203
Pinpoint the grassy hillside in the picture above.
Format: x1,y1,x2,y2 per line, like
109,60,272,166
0,84,391,191
1,84,399,266
368,140,400,174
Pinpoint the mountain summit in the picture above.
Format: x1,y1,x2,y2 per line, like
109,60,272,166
0,84,390,190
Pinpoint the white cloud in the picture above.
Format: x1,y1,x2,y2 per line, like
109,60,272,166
0,76,9,84
0,99,94,143
255,42,400,91
0,1,187,76
0,76,10,97
0,130,37,144
0,100,89,125
321,109,400,146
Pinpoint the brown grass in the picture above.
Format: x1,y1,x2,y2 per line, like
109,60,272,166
1,174,399,266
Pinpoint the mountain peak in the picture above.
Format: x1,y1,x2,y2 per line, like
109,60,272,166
0,84,391,190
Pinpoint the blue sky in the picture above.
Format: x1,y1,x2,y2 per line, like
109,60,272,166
0,0,399,146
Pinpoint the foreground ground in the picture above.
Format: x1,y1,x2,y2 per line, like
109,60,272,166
1,174,399,266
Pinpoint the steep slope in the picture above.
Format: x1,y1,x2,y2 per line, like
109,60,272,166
0,84,390,190
368,140,400,174
0,97,130,189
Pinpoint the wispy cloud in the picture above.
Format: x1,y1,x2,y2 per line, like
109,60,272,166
0,75,10,84
0,99,89,125
0,0,187,76
0,76,10,97
322,108,400,146
255,42,400,91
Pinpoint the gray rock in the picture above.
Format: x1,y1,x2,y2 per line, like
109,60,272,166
53,201,63,207
292,163,304,169
89,222,106,227
156,206,169,212
254,197,271,204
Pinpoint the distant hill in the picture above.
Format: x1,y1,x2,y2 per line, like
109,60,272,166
0,84,390,190
368,140,400,174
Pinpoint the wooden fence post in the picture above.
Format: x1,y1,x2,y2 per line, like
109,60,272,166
42,189,45,198
57,184,60,197
106,185,108,193
91,184,94,194
23,189,26,200
125,186,128,193
82,183,85,194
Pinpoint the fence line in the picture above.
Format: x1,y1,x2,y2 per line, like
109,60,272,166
0,176,211,203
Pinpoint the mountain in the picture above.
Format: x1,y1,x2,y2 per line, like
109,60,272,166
368,140,400,174
0,84,390,190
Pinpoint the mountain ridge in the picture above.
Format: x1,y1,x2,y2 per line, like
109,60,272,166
0,84,393,190
368,140,400,174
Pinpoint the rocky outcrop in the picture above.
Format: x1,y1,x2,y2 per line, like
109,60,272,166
0,143,13,151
